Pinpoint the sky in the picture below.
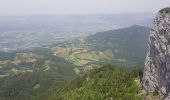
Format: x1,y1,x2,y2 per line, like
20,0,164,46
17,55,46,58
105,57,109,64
0,0,170,15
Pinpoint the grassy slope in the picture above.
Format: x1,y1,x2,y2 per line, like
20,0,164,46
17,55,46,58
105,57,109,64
49,65,143,100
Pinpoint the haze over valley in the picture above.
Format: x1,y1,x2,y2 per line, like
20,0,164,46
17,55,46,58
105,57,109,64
0,14,153,52
0,0,170,100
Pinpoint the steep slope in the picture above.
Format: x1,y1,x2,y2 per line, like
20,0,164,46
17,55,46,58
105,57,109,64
142,7,170,99
48,65,142,100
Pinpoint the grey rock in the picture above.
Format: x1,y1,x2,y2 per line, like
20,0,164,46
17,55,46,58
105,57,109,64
142,11,170,99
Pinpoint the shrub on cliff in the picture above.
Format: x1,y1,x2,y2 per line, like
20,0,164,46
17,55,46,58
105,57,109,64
160,7,170,13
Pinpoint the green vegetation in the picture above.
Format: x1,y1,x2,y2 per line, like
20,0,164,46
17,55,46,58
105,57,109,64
160,7,170,13
0,25,149,100
153,87,159,96
86,25,149,63
49,65,143,100
51,25,149,72
0,49,76,100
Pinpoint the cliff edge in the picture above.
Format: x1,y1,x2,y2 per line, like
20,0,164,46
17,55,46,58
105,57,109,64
142,7,170,99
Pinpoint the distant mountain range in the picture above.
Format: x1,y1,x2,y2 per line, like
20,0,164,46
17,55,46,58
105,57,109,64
86,25,149,63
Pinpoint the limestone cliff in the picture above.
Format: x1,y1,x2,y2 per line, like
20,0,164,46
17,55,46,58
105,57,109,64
142,7,170,99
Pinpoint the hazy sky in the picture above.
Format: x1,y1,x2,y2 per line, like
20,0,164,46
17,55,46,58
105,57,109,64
0,0,170,15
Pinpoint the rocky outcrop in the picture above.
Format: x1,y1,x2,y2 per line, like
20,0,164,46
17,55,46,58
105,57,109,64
142,8,170,99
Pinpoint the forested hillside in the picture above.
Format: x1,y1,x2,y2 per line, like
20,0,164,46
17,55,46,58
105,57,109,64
0,49,76,100
49,65,143,100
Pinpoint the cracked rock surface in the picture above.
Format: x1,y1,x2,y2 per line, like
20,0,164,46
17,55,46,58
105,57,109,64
142,11,170,99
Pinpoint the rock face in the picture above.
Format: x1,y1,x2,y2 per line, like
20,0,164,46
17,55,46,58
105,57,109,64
142,9,170,99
